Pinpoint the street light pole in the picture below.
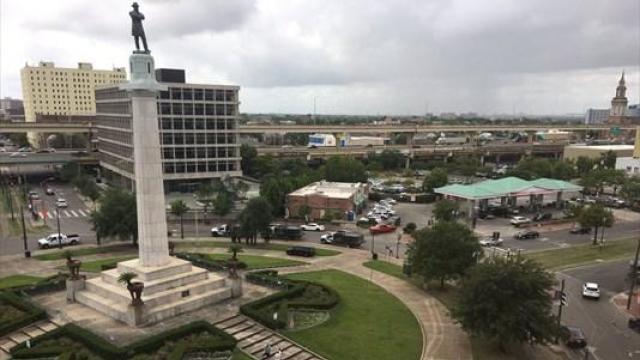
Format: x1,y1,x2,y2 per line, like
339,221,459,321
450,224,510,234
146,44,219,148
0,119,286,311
56,207,62,250
396,233,401,259
627,238,640,310
20,204,30,258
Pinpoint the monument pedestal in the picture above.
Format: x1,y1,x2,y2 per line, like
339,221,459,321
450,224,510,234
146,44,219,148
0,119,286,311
75,258,232,326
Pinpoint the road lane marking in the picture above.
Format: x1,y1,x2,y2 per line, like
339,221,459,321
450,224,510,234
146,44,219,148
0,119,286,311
70,210,78,217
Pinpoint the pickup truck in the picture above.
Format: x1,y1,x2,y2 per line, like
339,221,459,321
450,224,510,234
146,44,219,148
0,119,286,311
210,224,230,237
321,230,364,248
38,233,80,249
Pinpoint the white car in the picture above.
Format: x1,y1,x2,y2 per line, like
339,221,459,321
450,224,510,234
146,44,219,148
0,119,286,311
382,198,397,205
479,237,504,247
10,152,26,157
582,282,600,299
56,198,68,208
301,223,325,231
510,216,531,226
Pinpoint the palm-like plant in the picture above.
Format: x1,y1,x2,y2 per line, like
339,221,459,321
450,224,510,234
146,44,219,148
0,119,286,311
228,244,243,261
170,200,189,239
118,272,144,306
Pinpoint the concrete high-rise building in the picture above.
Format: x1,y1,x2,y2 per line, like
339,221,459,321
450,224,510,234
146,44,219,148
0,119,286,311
95,68,241,192
0,97,24,122
20,61,126,144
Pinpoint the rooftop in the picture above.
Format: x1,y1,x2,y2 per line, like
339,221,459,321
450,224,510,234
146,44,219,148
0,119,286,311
289,181,365,199
435,176,582,200
565,144,634,151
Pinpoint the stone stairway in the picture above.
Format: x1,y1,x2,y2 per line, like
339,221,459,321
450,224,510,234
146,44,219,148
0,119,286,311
0,318,65,360
214,314,326,360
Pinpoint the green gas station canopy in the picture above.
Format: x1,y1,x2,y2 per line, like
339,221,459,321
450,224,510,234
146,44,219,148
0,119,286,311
435,176,582,200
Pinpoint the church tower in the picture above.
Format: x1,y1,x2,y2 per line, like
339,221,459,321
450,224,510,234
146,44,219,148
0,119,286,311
610,71,628,117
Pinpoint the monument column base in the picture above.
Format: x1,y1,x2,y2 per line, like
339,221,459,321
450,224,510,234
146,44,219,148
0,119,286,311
66,278,85,303
229,276,243,298
126,304,145,327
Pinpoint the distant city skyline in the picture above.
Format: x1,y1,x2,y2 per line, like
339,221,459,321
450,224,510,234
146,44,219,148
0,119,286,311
1,0,639,116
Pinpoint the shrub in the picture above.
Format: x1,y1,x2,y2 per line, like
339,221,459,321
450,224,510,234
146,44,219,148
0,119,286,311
176,253,247,271
0,291,47,337
403,222,417,234
414,193,437,203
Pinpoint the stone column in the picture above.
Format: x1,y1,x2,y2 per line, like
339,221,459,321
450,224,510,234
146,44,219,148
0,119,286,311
121,53,170,267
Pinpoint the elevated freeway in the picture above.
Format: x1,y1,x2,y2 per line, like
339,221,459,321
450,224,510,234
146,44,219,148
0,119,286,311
257,142,565,159
0,153,98,166
2,121,634,135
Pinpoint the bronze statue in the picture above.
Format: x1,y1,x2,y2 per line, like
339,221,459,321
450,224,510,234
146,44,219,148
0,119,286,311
130,2,149,53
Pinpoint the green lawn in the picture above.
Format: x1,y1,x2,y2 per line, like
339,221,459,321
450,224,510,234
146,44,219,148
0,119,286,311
34,246,135,261
284,270,422,360
200,253,306,270
0,275,44,290
231,349,253,360
177,240,341,256
79,256,136,273
524,237,639,269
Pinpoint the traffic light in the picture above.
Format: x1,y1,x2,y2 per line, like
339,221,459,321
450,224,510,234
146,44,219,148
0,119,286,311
560,292,568,306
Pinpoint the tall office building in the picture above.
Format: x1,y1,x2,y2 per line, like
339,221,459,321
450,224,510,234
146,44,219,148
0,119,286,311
20,61,127,144
96,68,241,191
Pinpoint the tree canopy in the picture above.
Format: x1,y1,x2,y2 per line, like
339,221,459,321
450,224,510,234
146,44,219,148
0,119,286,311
422,168,448,193
240,144,258,178
578,204,614,244
433,200,460,222
170,200,189,239
90,188,137,245
452,257,561,351
508,157,576,180
410,221,481,287
323,156,367,183
237,197,273,245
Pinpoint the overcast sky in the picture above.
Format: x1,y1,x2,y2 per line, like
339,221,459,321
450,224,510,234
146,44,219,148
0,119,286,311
1,0,639,115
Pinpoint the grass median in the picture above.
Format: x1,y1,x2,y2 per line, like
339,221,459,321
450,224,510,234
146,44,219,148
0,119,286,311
0,275,44,290
524,237,639,270
284,269,422,360
177,239,341,256
79,256,137,273
197,253,306,270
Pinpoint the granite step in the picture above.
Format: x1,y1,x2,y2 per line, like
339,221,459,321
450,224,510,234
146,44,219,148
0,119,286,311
144,286,232,323
101,266,211,295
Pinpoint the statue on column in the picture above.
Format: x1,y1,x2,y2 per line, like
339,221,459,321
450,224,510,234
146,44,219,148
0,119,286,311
130,2,149,53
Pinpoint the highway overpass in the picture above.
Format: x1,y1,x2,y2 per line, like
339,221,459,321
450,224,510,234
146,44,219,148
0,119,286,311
1,121,634,135
0,153,98,166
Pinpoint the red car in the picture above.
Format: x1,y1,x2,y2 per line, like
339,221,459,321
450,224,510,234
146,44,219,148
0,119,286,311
369,224,397,234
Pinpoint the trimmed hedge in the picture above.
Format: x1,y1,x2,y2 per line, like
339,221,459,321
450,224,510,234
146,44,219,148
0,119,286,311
10,320,237,359
176,252,247,271
0,291,47,338
241,270,339,329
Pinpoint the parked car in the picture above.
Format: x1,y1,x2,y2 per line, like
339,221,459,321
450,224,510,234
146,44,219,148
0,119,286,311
581,282,600,299
28,191,40,200
630,259,640,269
562,326,587,349
479,237,504,247
628,318,640,333
300,223,325,231
271,225,303,240
210,224,229,237
321,231,364,248
56,198,68,208
45,187,55,196
38,233,80,249
510,216,531,226
10,152,26,157
570,226,591,234
532,213,552,222
286,246,316,257
513,230,540,240
369,224,397,234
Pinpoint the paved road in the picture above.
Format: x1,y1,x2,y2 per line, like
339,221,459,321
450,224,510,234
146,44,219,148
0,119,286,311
557,262,640,360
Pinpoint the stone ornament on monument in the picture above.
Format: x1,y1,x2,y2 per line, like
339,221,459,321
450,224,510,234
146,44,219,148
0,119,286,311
71,2,236,326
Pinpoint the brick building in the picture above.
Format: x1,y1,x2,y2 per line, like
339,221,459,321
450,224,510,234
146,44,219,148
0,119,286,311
286,181,368,220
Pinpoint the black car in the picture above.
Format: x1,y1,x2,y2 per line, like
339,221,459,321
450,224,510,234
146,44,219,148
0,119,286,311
570,226,591,234
514,230,540,240
562,326,587,349
286,246,316,257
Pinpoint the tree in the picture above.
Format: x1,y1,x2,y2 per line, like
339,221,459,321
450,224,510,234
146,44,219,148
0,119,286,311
90,188,138,245
376,149,405,170
240,144,258,178
621,177,640,207
422,168,448,193
213,190,233,217
410,221,481,287
234,180,249,199
600,150,617,169
578,204,614,245
297,204,312,220
73,175,100,207
118,272,144,306
237,197,273,245
170,200,189,239
323,156,367,183
195,182,215,213
59,162,82,182
433,200,460,222
228,244,243,261
452,257,561,351
576,156,594,176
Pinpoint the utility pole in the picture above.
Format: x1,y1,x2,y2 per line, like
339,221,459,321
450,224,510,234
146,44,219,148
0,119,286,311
371,233,376,259
396,233,401,259
627,238,640,310
556,279,567,343
20,205,30,258
56,207,62,250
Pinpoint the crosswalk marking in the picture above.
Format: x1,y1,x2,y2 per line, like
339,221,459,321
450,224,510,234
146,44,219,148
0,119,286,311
38,211,44,219
47,212,54,219
77,209,87,217
64,210,71,217
70,210,78,217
